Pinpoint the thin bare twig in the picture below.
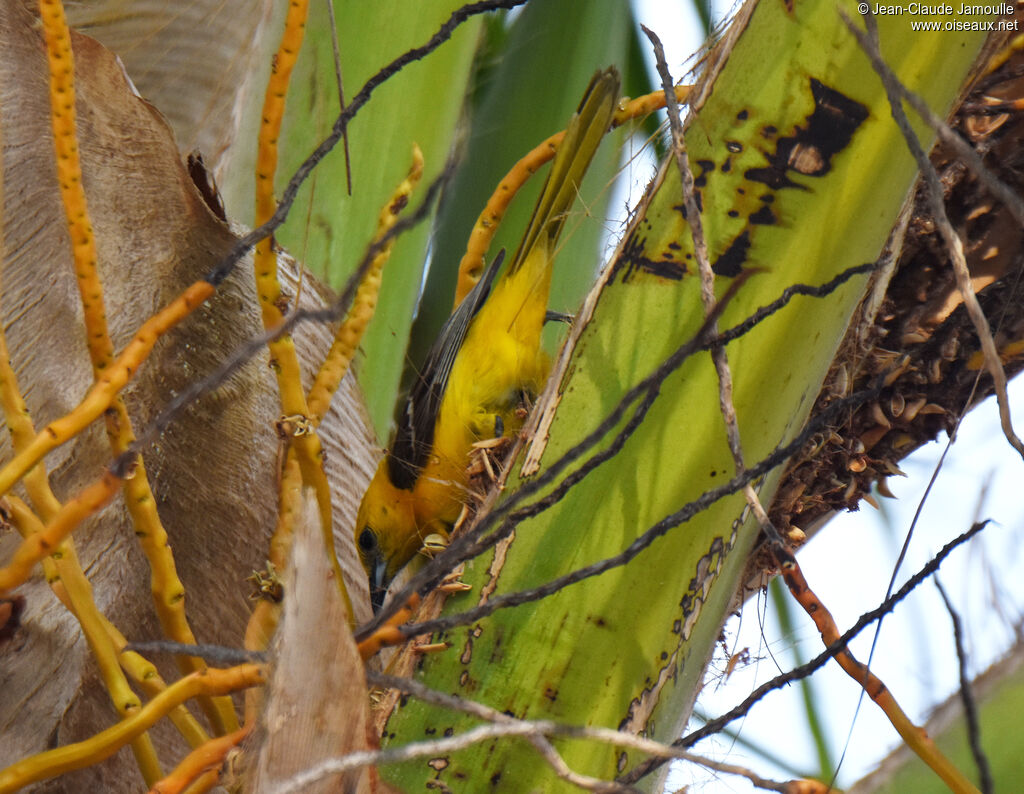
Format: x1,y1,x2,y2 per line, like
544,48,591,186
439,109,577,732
619,520,989,784
642,27,787,552
845,11,1024,462
642,26,727,434
674,750,794,792
368,670,684,760
364,672,794,792
936,580,994,794
124,641,267,666
640,26,711,283
271,667,669,794
644,51,806,788
846,22,1024,228
524,737,636,793
121,160,454,466
266,722,588,794
845,398,971,779
205,0,527,288
323,0,352,195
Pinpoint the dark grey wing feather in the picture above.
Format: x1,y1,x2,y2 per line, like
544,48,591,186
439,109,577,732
386,250,505,489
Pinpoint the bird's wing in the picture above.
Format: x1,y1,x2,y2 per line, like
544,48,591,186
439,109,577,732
507,67,620,276
385,67,620,488
386,249,506,489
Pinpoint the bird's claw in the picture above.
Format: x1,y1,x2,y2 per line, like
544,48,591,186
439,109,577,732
412,641,449,654
438,570,472,595
419,533,449,559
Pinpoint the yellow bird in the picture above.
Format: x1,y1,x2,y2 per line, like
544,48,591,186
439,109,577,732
356,68,620,610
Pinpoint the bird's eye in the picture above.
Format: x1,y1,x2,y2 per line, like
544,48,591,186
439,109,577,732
358,528,377,552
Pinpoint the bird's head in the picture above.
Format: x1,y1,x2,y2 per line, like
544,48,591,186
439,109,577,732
355,460,422,612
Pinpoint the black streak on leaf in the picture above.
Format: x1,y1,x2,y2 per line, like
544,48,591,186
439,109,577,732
672,187,704,218
615,232,687,283
745,78,868,191
712,230,751,277
694,159,716,188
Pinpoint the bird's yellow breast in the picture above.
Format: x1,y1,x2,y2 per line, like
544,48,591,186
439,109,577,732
412,246,553,527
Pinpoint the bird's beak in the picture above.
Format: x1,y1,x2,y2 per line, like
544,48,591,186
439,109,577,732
370,556,389,613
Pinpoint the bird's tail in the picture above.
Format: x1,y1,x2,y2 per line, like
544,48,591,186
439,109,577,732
506,66,621,276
